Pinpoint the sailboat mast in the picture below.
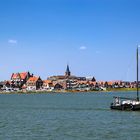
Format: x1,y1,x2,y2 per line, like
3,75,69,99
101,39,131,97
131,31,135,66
137,47,139,101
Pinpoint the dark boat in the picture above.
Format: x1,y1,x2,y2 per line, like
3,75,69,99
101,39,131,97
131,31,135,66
110,97,140,111
110,46,140,111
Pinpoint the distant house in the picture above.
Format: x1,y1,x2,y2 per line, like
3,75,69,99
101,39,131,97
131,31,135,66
65,79,78,90
53,83,63,90
76,80,91,91
26,76,43,91
11,72,32,89
77,80,88,88
42,80,54,91
47,65,97,91
0,81,11,91
104,80,122,88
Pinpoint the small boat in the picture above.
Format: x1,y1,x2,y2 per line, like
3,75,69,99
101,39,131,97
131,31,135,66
110,46,140,111
110,97,140,111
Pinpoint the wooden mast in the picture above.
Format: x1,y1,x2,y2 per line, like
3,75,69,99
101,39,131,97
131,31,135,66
137,46,139,101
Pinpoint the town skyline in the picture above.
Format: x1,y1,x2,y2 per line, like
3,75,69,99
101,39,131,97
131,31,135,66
0,65,138,93
0,0,140,81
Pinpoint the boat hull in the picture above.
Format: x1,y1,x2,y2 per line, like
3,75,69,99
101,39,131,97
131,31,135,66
110,103,140,111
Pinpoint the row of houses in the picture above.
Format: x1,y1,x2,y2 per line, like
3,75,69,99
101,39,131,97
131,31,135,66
0,74,93,92
0,72,42,91
0,65,138,92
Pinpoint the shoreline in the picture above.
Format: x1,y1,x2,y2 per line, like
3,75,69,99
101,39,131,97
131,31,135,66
0,88,139,94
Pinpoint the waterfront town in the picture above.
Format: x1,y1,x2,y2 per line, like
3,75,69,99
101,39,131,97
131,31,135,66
0,65,138,93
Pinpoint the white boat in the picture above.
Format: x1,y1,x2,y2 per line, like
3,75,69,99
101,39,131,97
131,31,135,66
110,46,140,111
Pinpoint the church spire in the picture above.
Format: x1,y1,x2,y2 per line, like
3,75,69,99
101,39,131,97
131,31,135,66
65,64,71,76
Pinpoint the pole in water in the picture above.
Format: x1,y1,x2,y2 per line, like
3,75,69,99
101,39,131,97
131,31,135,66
137,46,139,101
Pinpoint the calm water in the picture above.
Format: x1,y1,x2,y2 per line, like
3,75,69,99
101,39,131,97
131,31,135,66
0,92,140,140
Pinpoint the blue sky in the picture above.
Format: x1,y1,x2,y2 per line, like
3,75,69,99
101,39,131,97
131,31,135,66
0,0,140,81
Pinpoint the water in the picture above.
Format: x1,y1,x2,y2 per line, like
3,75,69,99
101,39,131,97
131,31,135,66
0,92,140,140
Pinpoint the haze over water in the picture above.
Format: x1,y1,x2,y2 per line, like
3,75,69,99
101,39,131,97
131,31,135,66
0,92,140,140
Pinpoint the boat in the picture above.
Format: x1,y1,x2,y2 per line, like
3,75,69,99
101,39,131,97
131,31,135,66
110,46,140,111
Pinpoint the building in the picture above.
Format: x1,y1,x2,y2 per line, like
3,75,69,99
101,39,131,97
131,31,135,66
11,72,33,89
0,81,11,91
65,64,71,77
42,80,54,91
26,76,43,91
47,64,87,89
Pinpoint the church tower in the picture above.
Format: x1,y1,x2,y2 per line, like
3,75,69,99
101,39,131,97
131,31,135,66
65,64,71,76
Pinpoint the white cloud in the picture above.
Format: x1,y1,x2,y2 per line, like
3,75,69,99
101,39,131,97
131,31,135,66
79,46,87,50
8,39,17,45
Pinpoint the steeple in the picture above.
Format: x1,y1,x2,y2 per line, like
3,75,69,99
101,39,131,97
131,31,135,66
65,64,71,76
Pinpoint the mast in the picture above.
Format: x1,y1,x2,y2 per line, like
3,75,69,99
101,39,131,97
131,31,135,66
137,46,139,101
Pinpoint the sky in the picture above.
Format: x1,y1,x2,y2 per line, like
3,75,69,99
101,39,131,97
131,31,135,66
0,0,140,81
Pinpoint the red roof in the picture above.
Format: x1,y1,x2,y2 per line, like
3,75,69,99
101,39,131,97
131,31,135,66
43,80,52,84
11,72,28,80
20,72,28,79
27,76,39,83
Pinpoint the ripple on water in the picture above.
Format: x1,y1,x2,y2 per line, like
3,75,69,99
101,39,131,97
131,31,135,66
0,93,140,140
